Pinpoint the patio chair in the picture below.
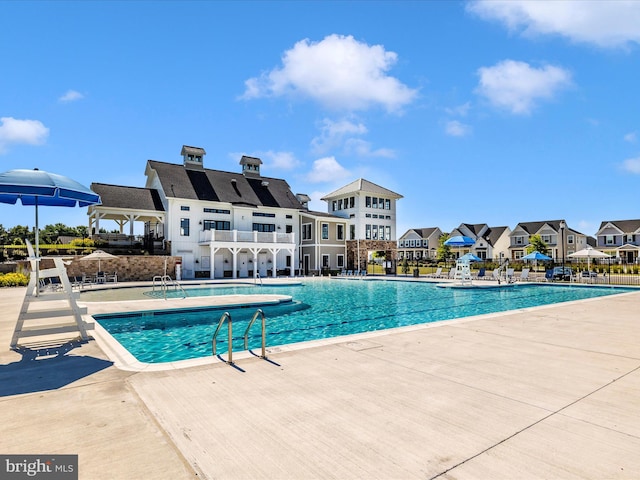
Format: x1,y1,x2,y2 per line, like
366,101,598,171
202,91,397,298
95,271,107,283
491,269,500,281
517,268,530,282
428,267,443,278
475,268,486,280
448,267,456,279
506,268,515,283
107,271,118,283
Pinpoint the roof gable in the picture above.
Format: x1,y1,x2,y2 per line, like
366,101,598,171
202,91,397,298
321,178,402,200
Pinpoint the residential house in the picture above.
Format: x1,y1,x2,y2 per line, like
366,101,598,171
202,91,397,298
299,210,348,275
449,223,511,261
595,219,640,263
397,227,443,262
508,220,590,261
321,179,402,271
89,146,304,279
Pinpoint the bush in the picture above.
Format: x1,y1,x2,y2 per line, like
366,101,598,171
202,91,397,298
0,272,29,287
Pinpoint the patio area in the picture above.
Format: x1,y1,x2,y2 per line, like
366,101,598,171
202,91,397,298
0,283,639,479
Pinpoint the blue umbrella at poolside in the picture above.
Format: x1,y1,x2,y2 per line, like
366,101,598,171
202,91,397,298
521,251,552,261
458,252,482,262
0,168,101,294
444,235,475,246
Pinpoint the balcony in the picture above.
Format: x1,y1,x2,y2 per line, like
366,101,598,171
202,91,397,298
198,229,295,245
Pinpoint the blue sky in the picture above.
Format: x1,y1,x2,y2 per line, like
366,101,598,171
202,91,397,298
1,1,639,237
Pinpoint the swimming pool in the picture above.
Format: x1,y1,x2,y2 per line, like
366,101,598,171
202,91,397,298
93,280,635,364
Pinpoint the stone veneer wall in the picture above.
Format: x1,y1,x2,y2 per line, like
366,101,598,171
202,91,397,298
34,256,181,282
346,240,397,270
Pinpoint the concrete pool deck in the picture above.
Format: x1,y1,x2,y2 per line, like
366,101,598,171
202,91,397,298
0,278,639,479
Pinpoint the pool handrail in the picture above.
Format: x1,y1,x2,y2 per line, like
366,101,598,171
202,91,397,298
152,274,187,299
243,309,266,359
212,311,233,364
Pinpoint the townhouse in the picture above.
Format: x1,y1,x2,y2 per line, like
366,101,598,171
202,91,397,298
508,220,591,261
595,219,640,263
397,227,443,261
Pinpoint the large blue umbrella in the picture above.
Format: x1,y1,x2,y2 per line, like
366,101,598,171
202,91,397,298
0,168,101,293
444,235,475,246
521,251,552,261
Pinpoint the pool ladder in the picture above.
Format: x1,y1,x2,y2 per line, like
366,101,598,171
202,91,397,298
211,309,267,365
152,275,187,299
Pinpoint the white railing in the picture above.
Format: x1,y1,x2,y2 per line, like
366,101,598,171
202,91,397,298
199,229,295,244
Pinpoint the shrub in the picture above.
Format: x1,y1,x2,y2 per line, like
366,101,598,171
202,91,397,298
0,272,29,287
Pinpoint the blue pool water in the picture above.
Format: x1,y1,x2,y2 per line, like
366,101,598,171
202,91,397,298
93,280,634,363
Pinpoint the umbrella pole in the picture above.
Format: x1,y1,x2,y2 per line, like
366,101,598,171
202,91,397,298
35,197,40,297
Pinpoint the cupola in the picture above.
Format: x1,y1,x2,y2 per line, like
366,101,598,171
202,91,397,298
240,155,262,177
181,145,206,170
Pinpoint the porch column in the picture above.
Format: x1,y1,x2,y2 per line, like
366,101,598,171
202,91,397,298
268,247,279,278
209,246,220,279
287,247,295,277
249,247,261,279
230,247,242,279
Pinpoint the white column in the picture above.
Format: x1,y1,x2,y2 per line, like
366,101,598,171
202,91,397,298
230,247,241,279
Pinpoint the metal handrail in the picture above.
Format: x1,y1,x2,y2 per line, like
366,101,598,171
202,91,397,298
243,309,266,359
255,272,262,286
212,312,233,364
152,274,187,299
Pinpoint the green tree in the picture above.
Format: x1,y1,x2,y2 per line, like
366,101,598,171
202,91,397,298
401,257,410,275
437,234,453,262
526,234,549,255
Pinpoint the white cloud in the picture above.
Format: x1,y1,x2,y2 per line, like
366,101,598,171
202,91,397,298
306,156,350,183
475,60,572,115
311,118,367,153
0,117,49,154
621,156,640,174
445,120,472,137
467,0,640,48
241,34,418,112
624,132,637,143
259,150,300,170
445,102,471,117
59,90,84,103
343,138,395,158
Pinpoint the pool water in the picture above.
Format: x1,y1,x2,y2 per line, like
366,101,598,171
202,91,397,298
93,280,634,363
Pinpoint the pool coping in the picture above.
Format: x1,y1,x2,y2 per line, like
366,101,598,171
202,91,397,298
85,281,640,372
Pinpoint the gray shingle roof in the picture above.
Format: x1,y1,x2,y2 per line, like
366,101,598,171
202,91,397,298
91,183,165,211
598,219,640,233
147,160,304,209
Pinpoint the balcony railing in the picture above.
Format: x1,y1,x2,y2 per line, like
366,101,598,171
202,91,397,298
199,229,295,244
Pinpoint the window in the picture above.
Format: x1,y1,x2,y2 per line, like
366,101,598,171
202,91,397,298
252,212,276,217
385,199,390,210
322,254,330,268
286,214,292,219
372,214,378,219
385,226,391,241
332,201,337,212
379,225,385,240
372,225,378,240
286,225,293,234
350,225,355,240
203,220,230,230
338,199,343,210
349,197,355,208
366,224,371,240
365,213,371,218
286,256,291,267
423,239,428,247
365,196,371,208
515,236,524,245
409,239,415,247
379,198,384,209
337,254,344,268
398,240,404,247
567,235,574,244
253,223,275,232
337,224,344,240
180,218,190,236
542,235,552,243
302,223,312,240
606,235,615,245
180,206,190,211
204,208,230,214
321,223,329,240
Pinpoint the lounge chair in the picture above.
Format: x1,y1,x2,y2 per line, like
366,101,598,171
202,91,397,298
448,267,456,279
517,268,530,282
506,268,515,283
491,269,500,281
428,267,443,278
476,268,486,280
